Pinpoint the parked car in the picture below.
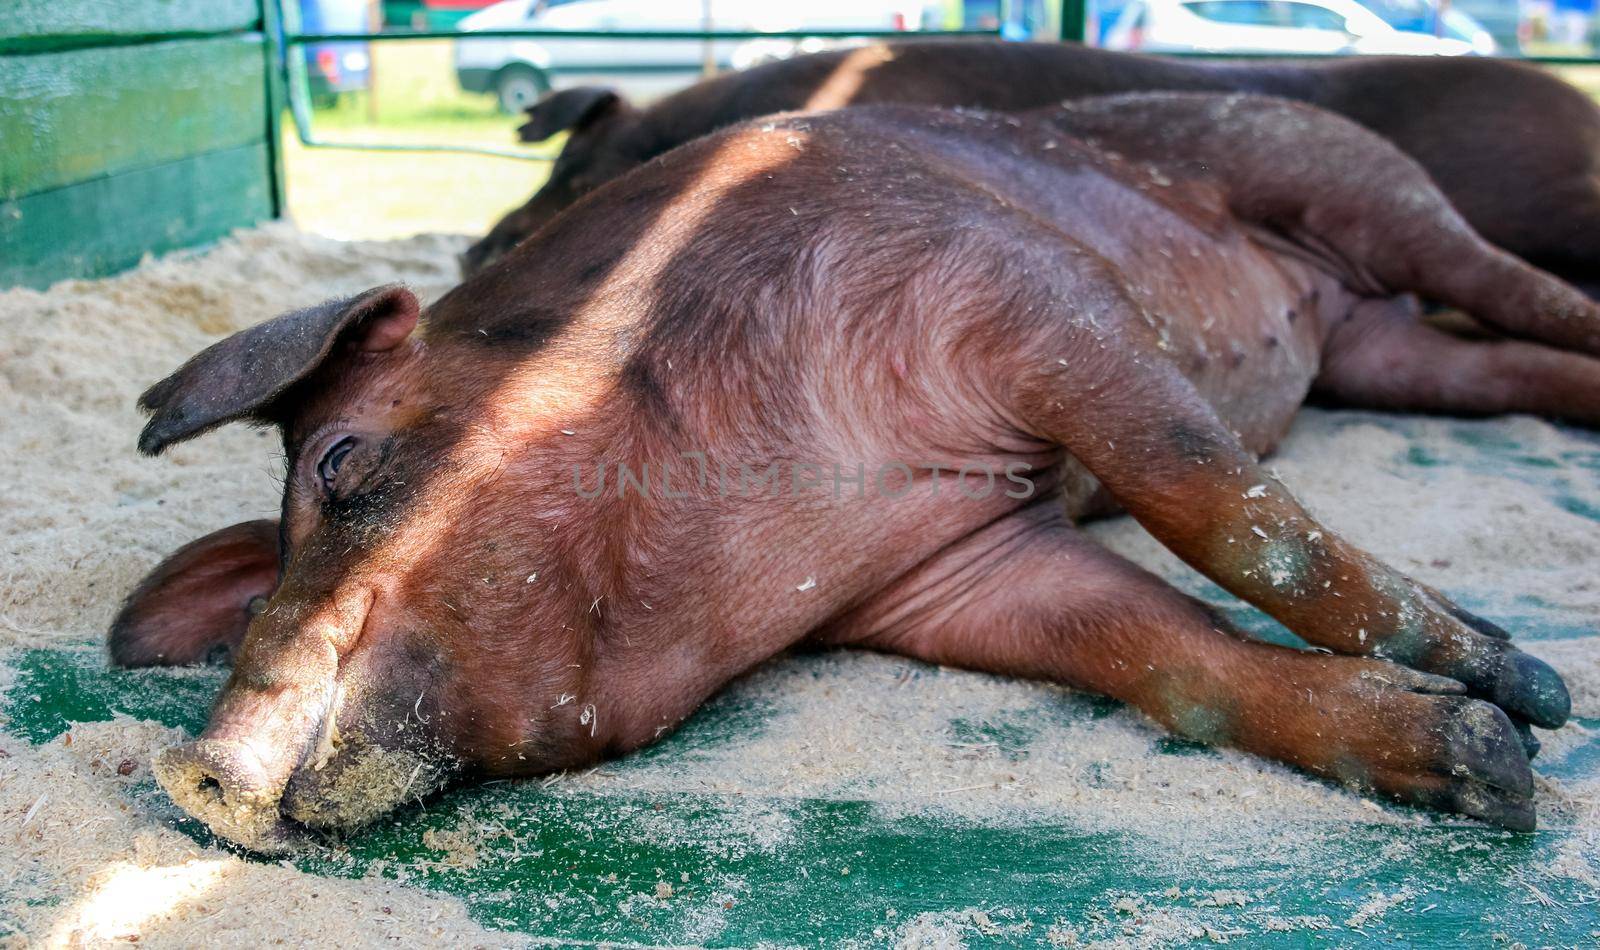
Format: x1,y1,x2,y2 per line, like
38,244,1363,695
1360,0,1499,52
299,0,373,106
1104,0,1494,55
454,0,927,112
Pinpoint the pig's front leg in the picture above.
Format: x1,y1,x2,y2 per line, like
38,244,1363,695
1010,294,1570,736
1314,296,1600,429
825,503,1537,828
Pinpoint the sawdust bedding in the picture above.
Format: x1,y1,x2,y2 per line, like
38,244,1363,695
0,225,1596,947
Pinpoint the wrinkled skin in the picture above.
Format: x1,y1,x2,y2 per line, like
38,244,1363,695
463,40,1600,293
116,94,1597,851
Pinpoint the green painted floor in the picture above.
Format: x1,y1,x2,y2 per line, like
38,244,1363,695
2,649,1597,946
3,413,1599,946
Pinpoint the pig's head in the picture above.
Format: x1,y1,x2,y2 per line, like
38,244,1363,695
118,285,603,852
460,87,643,278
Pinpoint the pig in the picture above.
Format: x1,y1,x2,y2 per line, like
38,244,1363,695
112,93,1594,852
461,40,1600,293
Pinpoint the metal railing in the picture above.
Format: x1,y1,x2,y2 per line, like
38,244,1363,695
268,0,1600,169
272,1,1002,162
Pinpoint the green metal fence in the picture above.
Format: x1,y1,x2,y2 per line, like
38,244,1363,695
274,1,1003,162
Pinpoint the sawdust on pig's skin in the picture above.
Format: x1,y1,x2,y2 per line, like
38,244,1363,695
2,224,1599,945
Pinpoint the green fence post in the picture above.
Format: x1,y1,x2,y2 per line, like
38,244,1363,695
262,0,287,218
1060,0,1088,42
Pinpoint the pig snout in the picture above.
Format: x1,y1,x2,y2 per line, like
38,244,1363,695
153,620,452,852
278,727,449,832
154,738,310,854
156,704,448,853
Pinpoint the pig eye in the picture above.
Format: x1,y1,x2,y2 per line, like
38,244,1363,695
317,436,357,491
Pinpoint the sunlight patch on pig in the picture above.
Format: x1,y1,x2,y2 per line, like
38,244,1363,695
801,44,896,111
570,130,809,334
462,132,812,449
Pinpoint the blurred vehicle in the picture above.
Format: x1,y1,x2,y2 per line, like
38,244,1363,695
382,1,506,29
1104,0,1494,54
1449,0,1524,52
1362,0,1499,52
299,0,373,106
454,0,927,112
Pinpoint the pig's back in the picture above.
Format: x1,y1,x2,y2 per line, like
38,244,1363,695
778,107,1328,456
871,106,1332,449
629,41,1298,161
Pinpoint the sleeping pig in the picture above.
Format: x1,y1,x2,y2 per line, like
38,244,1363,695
114,93,1591,850
462,40,1600,296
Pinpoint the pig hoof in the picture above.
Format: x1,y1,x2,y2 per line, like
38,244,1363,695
1440,699,1534,798
1438,776,1536,832
1488,649,1570,730
1509,716,1542,760
1414,608,1571,730
1448,642,1573,730
1420,698,1536,831
1346,690,1537,831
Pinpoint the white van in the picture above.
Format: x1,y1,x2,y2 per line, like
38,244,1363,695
455,0,929,111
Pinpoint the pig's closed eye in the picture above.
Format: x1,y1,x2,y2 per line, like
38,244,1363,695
317,436,358,492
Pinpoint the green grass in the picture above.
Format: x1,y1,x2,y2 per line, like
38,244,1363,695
283,39,552,240
309,39,507,142
1554,64,1600,100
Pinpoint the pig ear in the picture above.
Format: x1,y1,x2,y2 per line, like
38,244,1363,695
109,520,280,668
136,285,419,456
518,87,623,142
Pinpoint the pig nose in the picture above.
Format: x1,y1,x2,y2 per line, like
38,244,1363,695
154,738,306,853
155,738,273,816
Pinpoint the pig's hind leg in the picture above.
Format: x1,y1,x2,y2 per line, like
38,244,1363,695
1054,93,1600,358
826,501,1537,828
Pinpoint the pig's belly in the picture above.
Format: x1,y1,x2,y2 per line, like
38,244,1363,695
1045,183,1331,455
1108,240,1325,451
1042,198,1339,519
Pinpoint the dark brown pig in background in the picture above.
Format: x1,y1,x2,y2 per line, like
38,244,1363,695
113,93,1594,851
461,41,1600,289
